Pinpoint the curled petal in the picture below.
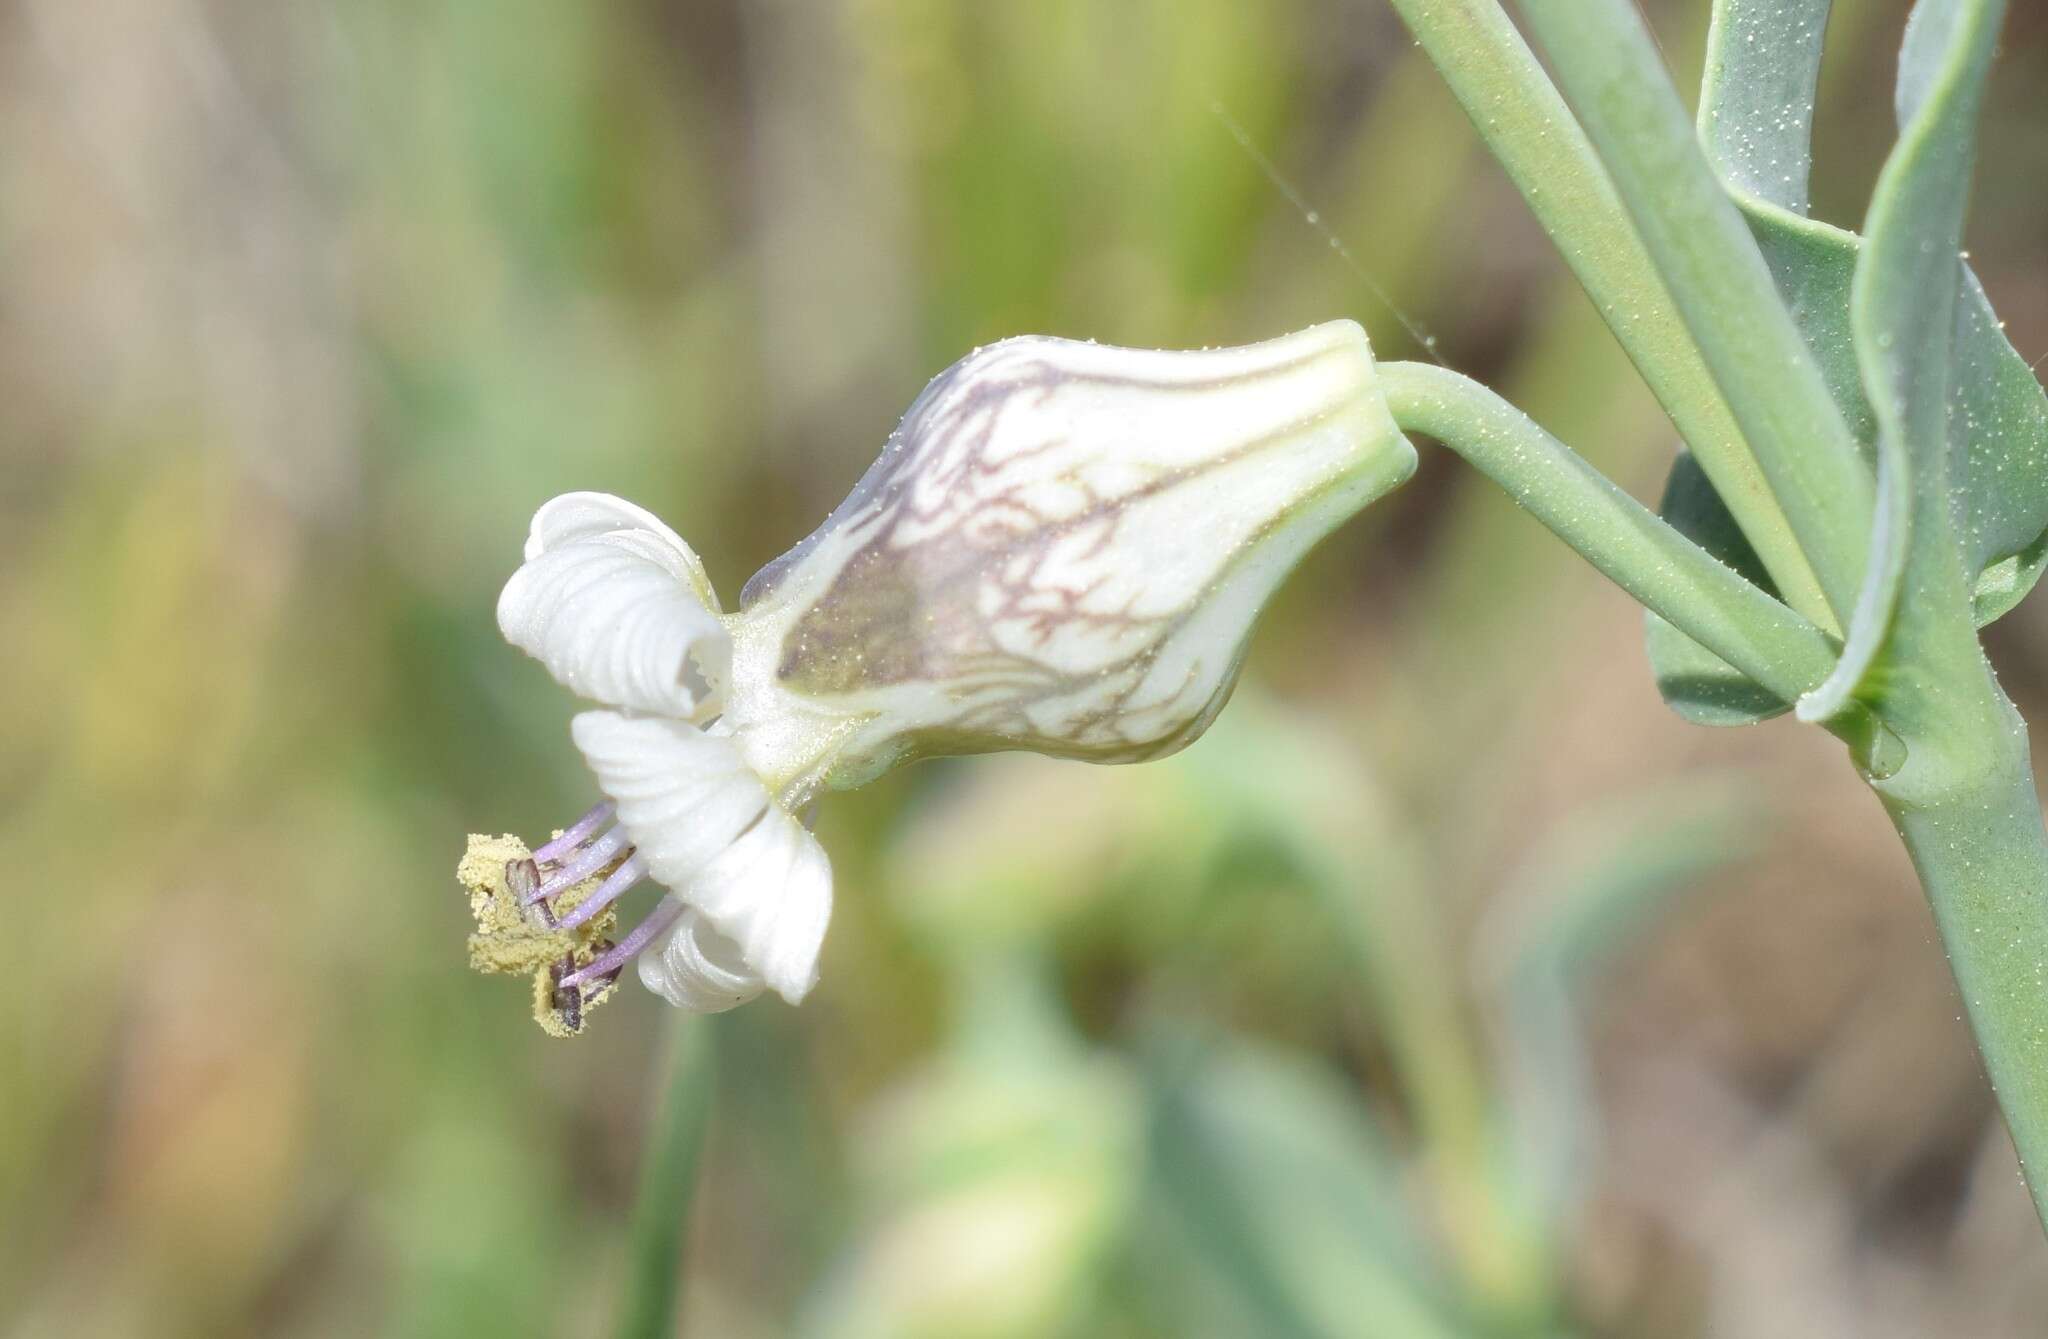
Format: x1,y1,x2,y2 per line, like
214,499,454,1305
499,495,731,717
571,711,833,1003
638,905,767,1012
683,799,833,1004
524,491,719,610
571,712,771,878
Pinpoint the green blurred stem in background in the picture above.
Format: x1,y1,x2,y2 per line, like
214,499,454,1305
1379,361,1838,709
1382,0,1837,632
617,1019,716,1339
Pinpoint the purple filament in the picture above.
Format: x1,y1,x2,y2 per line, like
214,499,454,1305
555,853,648,932
563,897,684,989
532,801,615,865
529,827,632,904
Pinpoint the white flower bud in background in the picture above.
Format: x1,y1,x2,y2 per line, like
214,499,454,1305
463,319,1416,1027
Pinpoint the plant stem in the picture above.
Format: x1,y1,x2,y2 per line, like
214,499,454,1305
1879,687,2048,1222
1384,0,1834,632
1510,0,1873,622
1379,361,1835,706
616,1018,717,1339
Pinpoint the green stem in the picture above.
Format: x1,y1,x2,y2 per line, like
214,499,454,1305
1379,361,1835,706
1384,0,1834,632
1510,0,1873,622
616,1018,717,1339
1878,688,2048,1222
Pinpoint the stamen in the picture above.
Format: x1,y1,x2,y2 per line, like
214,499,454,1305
527,827,632,904
554,853,648,932
532,801,616,864
562,897,684,989
504,856,540,901
548,956,584,1034
504,855,557,927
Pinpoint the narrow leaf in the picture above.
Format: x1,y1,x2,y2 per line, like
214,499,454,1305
1516,0,1875,617
1741,220,2048,626
1387,0,1833,625
1661,0,2048,727
1953,270,2048,623
1698,0,1832,215
1798,0,2006,723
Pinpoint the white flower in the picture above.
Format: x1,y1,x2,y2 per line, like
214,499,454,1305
477,320,1414,1021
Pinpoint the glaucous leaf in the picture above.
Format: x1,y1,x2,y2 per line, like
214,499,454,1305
1797,0,2006,722
1652,0,2044,725
1697,0,1829,215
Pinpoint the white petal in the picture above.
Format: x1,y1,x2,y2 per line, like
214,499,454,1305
685,800,833,1004
638,905,767,1013
572,711,835,1004
524,491,719,611
572,712,772,878
499,500,731,717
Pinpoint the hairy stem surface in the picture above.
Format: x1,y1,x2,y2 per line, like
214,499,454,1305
1881,696,2048,1222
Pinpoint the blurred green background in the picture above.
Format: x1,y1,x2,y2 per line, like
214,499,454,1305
6,0,2048,1335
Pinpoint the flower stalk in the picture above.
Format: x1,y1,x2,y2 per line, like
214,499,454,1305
1377,362,1838,708
616,1018,717,1339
